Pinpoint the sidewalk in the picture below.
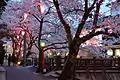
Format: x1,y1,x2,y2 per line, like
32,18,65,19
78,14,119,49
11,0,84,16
3,66,56,80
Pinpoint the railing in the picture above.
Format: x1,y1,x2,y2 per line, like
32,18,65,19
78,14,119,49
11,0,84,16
48,56,120,71
76,57,120,70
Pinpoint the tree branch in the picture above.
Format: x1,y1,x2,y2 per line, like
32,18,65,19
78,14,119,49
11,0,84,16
45,41,68,48
88,0,97,11
79,31,115,44
63,8,84,14
53,0,72,45
44,46,68,51
85,0,88,13
93,0,104,26
74,0,98,39
32,14,41,22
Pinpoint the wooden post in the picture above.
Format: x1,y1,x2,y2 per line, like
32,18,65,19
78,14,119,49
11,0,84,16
93,57,96,71
118,57,120,69
55,56,61,70
49,58,52,71
52,58,54,69
49,58,54,70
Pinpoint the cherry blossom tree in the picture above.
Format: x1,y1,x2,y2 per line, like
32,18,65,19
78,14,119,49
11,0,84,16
1,0,120,79
0,0,10,16
1,0,69,68
52,0,120,80
0,23,7,39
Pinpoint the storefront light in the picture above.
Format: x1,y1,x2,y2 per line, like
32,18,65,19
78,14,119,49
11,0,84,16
115,49,120,56
57,52,60,56
76,55,80,58
107,49,113,56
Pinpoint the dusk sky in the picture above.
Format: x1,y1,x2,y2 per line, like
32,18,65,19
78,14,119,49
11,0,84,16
11,0,116,16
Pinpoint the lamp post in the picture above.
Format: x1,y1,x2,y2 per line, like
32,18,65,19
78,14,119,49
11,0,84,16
40,42,45,70
22,2,46,72
21,30,26,66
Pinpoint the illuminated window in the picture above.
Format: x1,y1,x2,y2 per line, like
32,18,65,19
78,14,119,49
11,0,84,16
115,49,120,56
107,49,113,56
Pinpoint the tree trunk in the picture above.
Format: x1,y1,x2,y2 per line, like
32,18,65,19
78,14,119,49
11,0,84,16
58,55,76,80
58,39,80,80
36,47,42,72
26,47,32,58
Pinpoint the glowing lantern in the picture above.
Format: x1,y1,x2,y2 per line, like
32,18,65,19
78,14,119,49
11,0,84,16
66,52,69,56
17,35,20,39
49,52,52,56
76,55,80,58
21,31,25,35
21,47,23,50
35,2,45,14
17,61,21,65
21,53,23,57
40,42,45,47
57,52,60,56
40,4,45,13
18,42,20,45
23,11,30,21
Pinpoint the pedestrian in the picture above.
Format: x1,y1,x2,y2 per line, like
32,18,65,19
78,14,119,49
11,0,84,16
33,58,37,67
8,54,11,66
0,44,5,66
11,53,16,66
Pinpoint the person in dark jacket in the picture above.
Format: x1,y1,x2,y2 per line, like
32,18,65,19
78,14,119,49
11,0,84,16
0,44,5,66
8,54,11,66
11,53,16,66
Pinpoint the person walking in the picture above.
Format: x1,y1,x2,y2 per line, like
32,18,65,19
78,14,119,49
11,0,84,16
8,54,11,66
0,44,5,66
11,53,16,66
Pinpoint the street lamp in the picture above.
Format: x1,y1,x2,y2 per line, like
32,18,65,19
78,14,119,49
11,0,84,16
22,2,46,72
40,42,45,70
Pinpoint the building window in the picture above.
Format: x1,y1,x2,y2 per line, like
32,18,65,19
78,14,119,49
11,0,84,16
115,49,120,56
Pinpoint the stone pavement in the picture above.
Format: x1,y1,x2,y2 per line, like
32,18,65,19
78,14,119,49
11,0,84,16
3,66,56,80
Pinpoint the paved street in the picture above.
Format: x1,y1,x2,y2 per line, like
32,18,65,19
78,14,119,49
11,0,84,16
3,66,56,80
